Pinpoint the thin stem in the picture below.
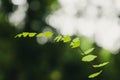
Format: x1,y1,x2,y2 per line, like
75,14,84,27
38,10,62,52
78,47,85,55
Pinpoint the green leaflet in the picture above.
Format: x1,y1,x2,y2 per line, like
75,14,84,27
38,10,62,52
28,33,37,37
82,55,97,62
88,70,103,78
54,35,63,42
14,33,23,38
84,48,95,55
15,32,36,38
36,33,43,37
14,32,29,38
93,62,109,68
63,35,71,43
70,38,80,48
15,31,53,38
22,32,29,37
44,31,53,38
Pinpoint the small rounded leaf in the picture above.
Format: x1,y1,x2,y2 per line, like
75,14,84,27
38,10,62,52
22,32,29,37
82,55,97,62
44,31,53,38
63,35,71,43
70,38,80,48
28,33,37,37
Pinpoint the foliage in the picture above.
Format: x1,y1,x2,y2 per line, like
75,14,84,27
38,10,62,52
93,62,109,68
82,55,97,62
84,48,95,55
88,70,103,78
70,38,80,48
15,31,109,79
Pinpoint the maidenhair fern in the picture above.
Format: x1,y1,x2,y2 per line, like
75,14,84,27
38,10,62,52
14,31,109,79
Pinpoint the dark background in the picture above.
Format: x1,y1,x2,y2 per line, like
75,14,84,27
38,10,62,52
0,0,120,80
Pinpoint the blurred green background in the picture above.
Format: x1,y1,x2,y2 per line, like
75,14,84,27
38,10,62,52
0,0,120,80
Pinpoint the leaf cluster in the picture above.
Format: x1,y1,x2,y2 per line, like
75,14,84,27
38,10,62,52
15,31,109,79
